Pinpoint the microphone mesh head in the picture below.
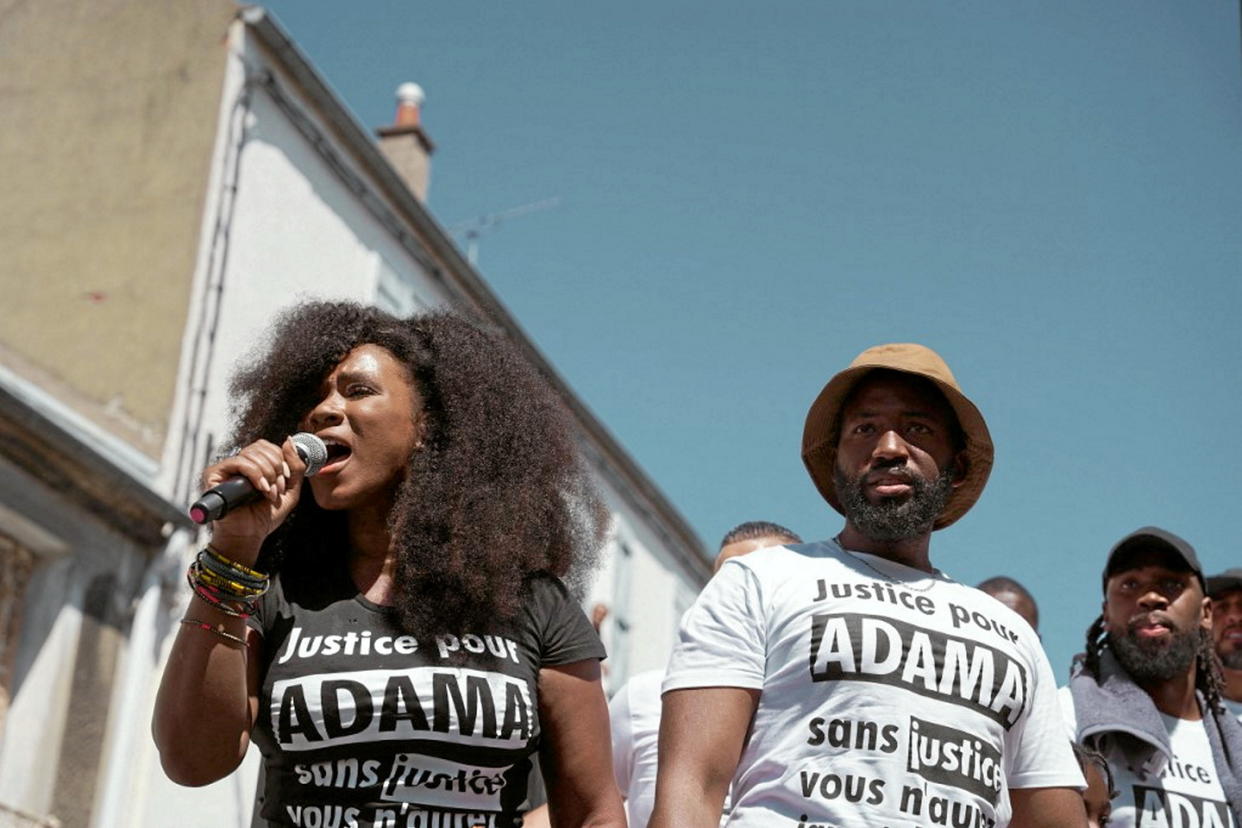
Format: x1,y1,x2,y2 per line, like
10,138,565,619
290,432,328,476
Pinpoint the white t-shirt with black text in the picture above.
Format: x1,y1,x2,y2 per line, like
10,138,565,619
1060,689,1237,828
664,539,1083,828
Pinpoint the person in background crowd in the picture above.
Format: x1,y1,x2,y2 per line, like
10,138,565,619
710,521,804,574
1208,568,1242,720
525,520,804,828
1062,527,1242,827
652,343,1085,827
153,301,623,828
977,575,1040,632
614,521,802,828
591,602,610,633
1072,743,1116,828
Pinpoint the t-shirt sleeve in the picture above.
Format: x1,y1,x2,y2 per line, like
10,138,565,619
1003,640,1086,791
663,559,766,693
528,575,607,667
1057,685,1078,742
245,572,284,638
609,680,635,796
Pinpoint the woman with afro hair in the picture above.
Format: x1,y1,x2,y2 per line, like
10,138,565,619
154,301,625,828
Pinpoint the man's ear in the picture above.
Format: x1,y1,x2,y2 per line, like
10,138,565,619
1201,595,1214,632
948,451,968,489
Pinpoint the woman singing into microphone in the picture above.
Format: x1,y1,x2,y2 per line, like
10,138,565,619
154,302,624,828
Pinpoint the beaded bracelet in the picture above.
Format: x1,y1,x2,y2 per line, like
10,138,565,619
199,547,269,593
202,545,268,581
180,617,247,647
193,563,265,598
186,546,270,619
188,576,253,618
190,548,268,593
187,562,261,617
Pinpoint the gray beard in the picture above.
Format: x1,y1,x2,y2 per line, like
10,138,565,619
835,466,954,542
1110,626,1200,683
1220,649,1242,671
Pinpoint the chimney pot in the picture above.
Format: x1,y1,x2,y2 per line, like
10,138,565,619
394,82,425,126
377,81,434,201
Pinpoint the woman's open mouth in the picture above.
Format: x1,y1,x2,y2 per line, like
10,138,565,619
319,439,353,472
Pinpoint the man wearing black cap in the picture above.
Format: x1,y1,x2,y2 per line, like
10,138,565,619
1063,527,1242,827
652,344,1085,828
1208,568,1242,720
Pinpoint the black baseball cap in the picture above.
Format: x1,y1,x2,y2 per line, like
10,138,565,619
1102,526,1204,593
1207,568,1242,599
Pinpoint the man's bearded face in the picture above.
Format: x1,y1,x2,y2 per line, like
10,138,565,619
1103,559,1208,684
831,372,962,541
1211,589,1242,670
834,464,954,542
1109,612,1201,683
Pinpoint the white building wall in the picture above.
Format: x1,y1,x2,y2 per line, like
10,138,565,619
588,480,704,693
0,454,149,825
0,560,81,817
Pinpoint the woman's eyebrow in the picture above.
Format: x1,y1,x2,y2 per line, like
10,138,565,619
333,367,380,383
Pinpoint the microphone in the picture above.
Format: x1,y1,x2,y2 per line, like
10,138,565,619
188,433,328,525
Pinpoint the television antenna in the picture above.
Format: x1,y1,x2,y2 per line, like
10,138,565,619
448,197,561,266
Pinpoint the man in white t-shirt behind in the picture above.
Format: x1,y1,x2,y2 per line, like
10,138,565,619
1208,568,1242,721
611,521,802,828
652,343,1086,828
1061,528,1242,827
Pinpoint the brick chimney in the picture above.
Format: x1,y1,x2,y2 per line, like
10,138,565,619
377,82,435,201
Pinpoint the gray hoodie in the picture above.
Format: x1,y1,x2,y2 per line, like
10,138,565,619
1067,649,1242,825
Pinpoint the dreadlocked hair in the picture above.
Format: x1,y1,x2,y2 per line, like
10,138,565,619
1197,626,1227,714
226,301,608,635
1082,614,1108,679
1080,613,1228,714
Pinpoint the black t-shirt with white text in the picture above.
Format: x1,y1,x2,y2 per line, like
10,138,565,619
248,559,604,828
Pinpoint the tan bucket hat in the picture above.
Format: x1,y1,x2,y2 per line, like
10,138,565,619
801,343,994,530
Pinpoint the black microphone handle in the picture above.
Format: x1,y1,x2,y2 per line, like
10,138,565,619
188,477,259,525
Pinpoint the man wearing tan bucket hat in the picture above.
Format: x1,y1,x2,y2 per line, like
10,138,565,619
652,344,1086,828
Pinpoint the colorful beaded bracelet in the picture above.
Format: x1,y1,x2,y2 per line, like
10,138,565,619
180,617,247,647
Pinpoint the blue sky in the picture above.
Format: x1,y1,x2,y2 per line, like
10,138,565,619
258,0,1242,675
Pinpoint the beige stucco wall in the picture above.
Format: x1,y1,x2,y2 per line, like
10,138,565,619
0,0,236,457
